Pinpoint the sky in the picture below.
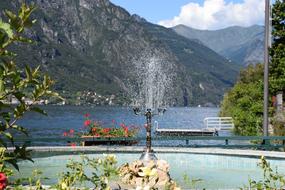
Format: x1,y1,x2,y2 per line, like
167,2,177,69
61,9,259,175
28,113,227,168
110,0,267,30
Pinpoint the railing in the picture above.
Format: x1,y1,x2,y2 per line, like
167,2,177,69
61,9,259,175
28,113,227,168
154,121,159,130
10,136,285,150
204,117,234,130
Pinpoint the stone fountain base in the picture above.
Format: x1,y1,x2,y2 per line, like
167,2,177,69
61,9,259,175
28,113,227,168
117,159,180,190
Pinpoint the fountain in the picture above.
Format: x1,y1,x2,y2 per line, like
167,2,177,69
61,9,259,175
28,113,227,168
120,50,176,188
129,50,172,161
133,107,166,161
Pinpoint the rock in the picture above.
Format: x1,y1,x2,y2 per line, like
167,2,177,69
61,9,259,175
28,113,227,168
119,159,179,189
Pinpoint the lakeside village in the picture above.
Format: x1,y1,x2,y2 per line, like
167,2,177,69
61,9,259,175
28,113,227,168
6,91,221,107
6,90,117,106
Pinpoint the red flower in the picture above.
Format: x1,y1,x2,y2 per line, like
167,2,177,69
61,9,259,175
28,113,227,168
120,123,126,128
94,133,100,137
63,132,68,137
70,143,76,147
123,126,129,137
0,172,7,190
103,128,111,133
84,120,91,126
69,129,75,134
91,128,97,134
123,126,129,133
84,113,90,117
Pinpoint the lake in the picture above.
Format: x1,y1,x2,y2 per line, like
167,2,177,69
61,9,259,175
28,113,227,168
17,106,222,146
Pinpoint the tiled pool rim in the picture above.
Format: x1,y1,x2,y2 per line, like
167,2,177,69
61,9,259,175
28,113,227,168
10,146,285,159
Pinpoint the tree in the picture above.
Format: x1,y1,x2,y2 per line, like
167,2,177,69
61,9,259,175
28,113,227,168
270,0,285,94
220,64,264,135
220,1,285,136
269,0,285,137
0,3,61,174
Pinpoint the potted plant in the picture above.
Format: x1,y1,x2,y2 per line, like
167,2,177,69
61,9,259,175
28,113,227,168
64,114,140,146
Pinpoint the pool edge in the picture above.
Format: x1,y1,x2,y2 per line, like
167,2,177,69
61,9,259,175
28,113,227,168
16,146,285,159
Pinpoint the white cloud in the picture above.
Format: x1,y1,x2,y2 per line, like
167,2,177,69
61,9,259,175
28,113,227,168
158,0,265,30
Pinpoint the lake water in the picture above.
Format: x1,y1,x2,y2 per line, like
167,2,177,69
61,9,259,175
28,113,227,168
17,106,222,146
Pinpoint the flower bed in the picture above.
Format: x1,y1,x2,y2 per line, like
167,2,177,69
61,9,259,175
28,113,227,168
63,113,140,146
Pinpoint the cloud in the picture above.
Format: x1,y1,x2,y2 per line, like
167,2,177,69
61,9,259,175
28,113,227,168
158,0,265,30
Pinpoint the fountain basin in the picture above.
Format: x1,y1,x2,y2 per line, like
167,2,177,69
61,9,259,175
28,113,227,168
14,147,285,189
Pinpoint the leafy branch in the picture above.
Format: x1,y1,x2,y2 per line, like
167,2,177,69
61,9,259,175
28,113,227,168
0,2,62,172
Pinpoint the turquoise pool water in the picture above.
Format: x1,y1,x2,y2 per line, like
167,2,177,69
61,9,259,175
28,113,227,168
16,152,285,189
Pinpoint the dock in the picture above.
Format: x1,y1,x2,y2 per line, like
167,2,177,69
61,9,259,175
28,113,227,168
155,128,218,136
155,117,234,136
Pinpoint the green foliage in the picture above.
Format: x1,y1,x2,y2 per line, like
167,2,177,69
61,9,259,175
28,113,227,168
242,156,285,190
220,64,264,135
272,111,285,140
270,0,285,94
220,1,285,136
56,154,119,190
269,0,285,137
0,147,13,177
12,169,46,190
182,173,203,190
7,154,183,190
0,3,35,56
0,2,61,174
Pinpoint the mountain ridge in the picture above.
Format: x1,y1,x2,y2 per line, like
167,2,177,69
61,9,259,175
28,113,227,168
0,0,239,106
172,24,264,66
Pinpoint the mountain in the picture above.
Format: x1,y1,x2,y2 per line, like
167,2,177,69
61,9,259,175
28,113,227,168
0,0,239,106
173,24,264,66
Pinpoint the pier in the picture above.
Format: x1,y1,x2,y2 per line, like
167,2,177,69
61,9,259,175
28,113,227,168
155,117,234,136
155,128,218,136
